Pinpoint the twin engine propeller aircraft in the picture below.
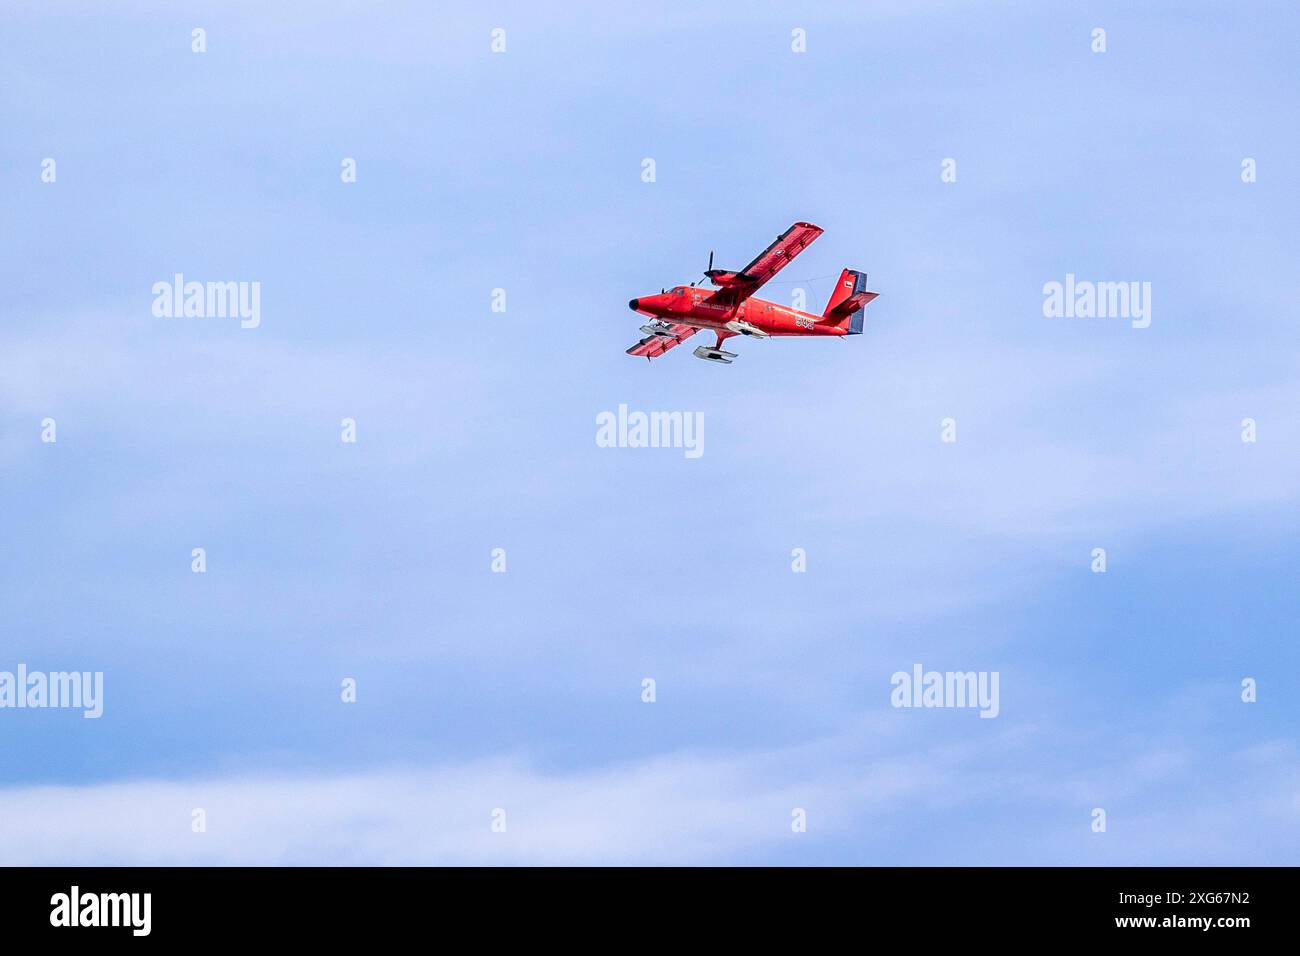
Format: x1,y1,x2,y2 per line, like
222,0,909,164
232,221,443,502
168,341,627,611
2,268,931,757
626,221,878,364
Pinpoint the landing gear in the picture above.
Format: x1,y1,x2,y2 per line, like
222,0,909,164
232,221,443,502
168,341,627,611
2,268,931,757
694,330,740,364
693,345,738,364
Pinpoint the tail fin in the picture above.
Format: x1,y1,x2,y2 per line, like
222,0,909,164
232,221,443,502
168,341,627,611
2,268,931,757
822,268,879,335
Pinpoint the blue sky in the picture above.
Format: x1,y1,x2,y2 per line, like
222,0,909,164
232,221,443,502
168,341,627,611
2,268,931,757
1,0,1298,864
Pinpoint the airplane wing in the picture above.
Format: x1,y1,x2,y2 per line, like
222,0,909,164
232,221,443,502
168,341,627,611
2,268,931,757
626,323,697,359
709,221,823,306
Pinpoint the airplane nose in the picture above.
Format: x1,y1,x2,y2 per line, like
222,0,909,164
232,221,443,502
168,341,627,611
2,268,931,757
628,299,640,311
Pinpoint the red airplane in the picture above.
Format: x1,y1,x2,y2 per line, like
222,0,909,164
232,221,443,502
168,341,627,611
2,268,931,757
627,221,878,364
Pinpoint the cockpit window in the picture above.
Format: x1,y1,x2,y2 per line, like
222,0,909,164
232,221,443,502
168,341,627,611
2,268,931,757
672,286,685,293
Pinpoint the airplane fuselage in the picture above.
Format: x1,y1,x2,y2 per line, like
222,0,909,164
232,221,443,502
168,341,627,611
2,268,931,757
629,286,846,337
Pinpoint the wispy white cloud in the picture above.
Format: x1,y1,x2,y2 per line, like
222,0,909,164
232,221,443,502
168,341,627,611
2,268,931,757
2,714,1294,865
0,751,829,866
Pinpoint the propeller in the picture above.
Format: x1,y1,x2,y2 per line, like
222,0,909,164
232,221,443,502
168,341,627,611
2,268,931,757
702,250,717,286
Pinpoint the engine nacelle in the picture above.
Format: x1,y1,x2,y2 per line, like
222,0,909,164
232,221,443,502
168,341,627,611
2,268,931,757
705,270,752,288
